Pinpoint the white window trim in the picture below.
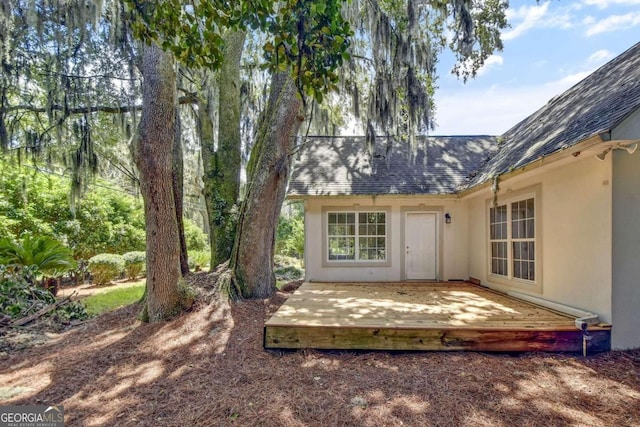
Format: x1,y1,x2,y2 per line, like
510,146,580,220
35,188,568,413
486,185,542,293
322,207,391,267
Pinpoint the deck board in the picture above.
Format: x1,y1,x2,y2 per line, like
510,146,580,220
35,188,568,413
264,282,611,352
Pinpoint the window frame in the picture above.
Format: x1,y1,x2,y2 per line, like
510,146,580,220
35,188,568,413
322,207,391,267
486,186,541,292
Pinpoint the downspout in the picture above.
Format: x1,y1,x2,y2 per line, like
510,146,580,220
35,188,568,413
507,291,600,356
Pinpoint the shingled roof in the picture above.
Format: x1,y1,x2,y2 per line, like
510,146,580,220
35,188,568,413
289,42,640,197
466,41,640,188
288,136,497,196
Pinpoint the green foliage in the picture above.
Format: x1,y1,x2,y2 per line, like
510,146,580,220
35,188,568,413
0,267,88,322
188,250,211,271
263,0,352,102
88,253,125,286
0,235,76,280
125,0,351,103
275,202,304,259
183,218,208,252
0,160,146,258
83,281,146,316
274,255,304,280
123,251,146,280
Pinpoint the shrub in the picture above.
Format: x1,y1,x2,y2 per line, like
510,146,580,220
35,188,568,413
0,266,87,323
276,202,304,259
184,219,209,252
88,253,125,285
0,235,76,281
188,250,211,271
274,255,304,280
123,251,146,280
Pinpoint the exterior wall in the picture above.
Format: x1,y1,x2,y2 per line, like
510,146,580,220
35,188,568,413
303,196,468,282
611,110,640,349
466,155,613,324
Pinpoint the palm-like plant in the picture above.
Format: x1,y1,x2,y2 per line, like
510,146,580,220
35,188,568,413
0,235,77,281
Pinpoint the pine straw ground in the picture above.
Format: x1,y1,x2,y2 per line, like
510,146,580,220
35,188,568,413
1,275,639,427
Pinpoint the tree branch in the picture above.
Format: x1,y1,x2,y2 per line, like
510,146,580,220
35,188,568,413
5,93,198,115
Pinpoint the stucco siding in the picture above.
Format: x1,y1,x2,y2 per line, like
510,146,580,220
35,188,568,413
304,196,468,282
466,156,613,323
611,109,640,349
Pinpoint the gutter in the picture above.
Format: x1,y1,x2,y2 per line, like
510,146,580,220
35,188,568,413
457,134,606,200
506,290,600,330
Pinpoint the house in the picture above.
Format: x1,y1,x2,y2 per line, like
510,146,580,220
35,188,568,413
288,42,640,350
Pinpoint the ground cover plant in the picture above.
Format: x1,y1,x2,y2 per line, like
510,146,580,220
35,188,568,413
0,273,638,427
82,280,146,315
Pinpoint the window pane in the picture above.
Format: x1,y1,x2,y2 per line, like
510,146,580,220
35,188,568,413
378,213,386,222
514,261,521,278
377,224,385,235
498,205,507,222
526,219,535,238
513,242,521,259
526,199,534,218
529,262,535,281
329,237,355,260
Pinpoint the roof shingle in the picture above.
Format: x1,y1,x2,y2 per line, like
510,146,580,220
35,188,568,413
288,42,640,197
288,136,497,196
466,41,640,188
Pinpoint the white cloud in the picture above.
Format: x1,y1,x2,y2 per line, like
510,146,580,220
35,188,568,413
552,71,592,87
585,12,640,36
503,2,576,41
477,55,504,75
433,84,554,135
503,2,550,40
433,58,603,135
454,54,504,78
582,0,640,9
588,49,614,63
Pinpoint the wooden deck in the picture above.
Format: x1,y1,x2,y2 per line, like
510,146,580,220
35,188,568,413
264,282,611,352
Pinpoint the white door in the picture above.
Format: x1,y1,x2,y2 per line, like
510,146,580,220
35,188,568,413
405,212,437,280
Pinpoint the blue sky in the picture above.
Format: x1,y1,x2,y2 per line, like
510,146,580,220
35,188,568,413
432,0,640,135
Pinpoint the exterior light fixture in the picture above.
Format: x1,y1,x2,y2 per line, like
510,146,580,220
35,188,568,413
596,147,611,161
596,142,638,160
445,213,452,224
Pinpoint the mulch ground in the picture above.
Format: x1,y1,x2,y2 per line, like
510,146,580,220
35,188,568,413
1,274,639,427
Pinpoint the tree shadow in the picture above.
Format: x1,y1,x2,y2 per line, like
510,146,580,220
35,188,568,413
290,135,497,197
0,294,638,426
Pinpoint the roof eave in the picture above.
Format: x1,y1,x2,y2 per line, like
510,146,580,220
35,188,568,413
286,192,460,200
458,133,607,199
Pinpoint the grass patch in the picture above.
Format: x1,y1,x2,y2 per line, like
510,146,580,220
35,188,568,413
83,282,146,315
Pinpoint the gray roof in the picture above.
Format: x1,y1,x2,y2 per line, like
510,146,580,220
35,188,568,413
288,136,497,196
467,41,640,188
289,42,640,197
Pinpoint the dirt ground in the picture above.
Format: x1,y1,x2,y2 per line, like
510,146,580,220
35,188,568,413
1,275,639,427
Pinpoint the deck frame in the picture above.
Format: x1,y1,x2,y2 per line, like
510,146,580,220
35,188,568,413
264,282,611,352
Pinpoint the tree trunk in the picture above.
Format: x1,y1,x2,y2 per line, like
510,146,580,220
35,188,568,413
229,71,303,299
135,43,183,322
173,107,190,276
201,30,245,268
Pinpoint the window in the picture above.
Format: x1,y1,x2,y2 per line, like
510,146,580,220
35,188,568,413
489,197,536,282
327,211,386,262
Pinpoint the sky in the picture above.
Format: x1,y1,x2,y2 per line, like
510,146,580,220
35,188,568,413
432,0,640,136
